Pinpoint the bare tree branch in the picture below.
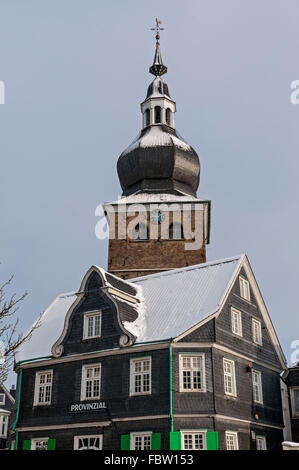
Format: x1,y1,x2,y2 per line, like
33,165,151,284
0,273,43,385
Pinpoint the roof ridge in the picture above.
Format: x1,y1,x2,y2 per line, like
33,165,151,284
130,254,245,283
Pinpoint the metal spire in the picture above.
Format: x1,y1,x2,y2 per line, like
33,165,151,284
149,18,167,76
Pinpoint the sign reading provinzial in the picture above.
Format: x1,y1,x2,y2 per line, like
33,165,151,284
70,402,107,412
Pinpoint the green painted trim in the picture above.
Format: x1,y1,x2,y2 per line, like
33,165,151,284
169,345,173,432
12,368,23,450
151,433,161,450
17,356,52,365
121,434,130,450
169,431,181,450
206,431,219,450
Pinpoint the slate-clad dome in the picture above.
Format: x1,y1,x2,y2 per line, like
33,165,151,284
117,125,200,196
117,33,200,197
146,76,171,100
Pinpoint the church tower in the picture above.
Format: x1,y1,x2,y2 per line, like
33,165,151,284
104,22,211,280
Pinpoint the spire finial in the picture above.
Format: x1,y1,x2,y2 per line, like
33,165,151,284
151,18,164,43
149,19,167,76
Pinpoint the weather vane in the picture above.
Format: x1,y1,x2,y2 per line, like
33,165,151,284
151,18,164,42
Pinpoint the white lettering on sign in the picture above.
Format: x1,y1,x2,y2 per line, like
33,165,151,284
70,402,107,412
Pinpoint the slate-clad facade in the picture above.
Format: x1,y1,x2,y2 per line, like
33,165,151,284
283,364,299,443
10,28,288,451
0,384,15,449
11,257,286,450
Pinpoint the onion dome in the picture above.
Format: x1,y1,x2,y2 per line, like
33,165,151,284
117,29,200,197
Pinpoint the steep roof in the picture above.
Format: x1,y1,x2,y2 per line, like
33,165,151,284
15,255,243,364
130,255,243,343
14,254,286,368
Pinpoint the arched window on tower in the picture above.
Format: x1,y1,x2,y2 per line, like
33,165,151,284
166,108,171,126
145,109,150,127
169,223,184,240
133,223,148,241
154,106,161,124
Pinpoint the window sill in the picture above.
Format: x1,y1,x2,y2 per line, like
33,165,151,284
33,402,52,407
224,393,237,400
82,335,102,341
232,332,243,338
80,397,101,402
129,392,152,397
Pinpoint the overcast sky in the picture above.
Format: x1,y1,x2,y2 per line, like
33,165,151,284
1,0,299,386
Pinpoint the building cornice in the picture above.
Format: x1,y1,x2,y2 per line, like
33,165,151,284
15,340,171,371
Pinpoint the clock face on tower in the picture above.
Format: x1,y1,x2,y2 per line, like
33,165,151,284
150,210,164,224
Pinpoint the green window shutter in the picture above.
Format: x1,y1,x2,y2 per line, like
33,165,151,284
169,432,181,450
121,434,131,450
151,433,161,450
206,431,219,450
22,440,31,450
8,441,11,450
47,439,56,450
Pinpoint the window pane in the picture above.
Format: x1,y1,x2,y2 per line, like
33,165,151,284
183,371,192,389
88,316,94,337
193,371,201,389
94,315,101,336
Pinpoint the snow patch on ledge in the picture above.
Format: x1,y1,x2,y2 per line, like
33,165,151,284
122,284,147,342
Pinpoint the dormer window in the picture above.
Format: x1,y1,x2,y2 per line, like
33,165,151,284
83,312,102,340
154,106,161,124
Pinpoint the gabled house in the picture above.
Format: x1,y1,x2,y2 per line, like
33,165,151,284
0,383,15,449
11,254,286,450
282,362,299,446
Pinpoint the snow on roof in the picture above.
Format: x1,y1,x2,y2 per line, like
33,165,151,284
131,255,243,343
105,192,208,206
15,292,77,364
15,255,243,364
122,126,192,156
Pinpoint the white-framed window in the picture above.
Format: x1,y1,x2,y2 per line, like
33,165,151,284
225,431,239,450
74,435,103,450
34,370,53,406
181,431,207,450
252,370,263,404
223,359,237,397
256,435,267,450
231,308,242,336
31,438,49,450
130,357,151,396
179,354,206,392
290,387,299,417
0,413,9,438
0,393,5,405
252,319,262,345
131,432,152,450
81,364,101,400
83,311,101,340
239,276,250,301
